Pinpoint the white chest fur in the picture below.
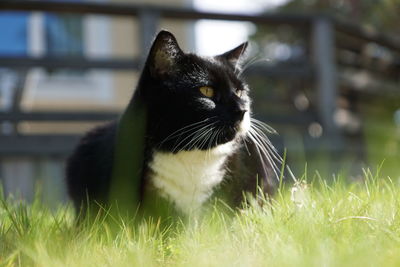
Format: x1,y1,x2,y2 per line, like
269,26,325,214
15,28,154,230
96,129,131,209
148,142,235,214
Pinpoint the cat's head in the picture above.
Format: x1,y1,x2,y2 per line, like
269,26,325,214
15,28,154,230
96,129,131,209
140,30,251,153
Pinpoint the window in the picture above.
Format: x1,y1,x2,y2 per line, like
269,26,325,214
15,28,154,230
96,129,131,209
0,12,28,110
44,13,84,76
0,2,113,109
24,1,113,106
0,12,28,56
45,13,84,57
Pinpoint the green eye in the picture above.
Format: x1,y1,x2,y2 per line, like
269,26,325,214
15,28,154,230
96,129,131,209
199,86,214,98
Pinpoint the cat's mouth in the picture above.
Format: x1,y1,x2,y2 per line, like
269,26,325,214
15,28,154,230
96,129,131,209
218,111,251,143
231,110,251,136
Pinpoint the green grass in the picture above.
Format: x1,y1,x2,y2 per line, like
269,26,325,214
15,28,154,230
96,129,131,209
1,169,400,267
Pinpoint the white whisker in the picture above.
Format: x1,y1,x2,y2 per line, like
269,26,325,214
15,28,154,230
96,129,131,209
251,125,281,160
238,57,271,77
248,130,280,179
247,132,275,178
157,117,215,148
241,135,251,156
246,118,297,182
250,118,277,134
175,122,216,152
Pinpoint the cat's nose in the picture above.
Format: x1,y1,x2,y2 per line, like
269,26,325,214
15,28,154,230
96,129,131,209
235,109,247,120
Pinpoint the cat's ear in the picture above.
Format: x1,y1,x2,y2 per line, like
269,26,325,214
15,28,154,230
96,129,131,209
218,42,248,67
147,30,184,76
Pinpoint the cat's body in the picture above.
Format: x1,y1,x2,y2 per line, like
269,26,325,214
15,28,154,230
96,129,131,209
66,31,275,217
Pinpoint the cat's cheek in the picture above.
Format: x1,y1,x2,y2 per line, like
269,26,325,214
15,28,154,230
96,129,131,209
197,98,216,110
239,111,251,134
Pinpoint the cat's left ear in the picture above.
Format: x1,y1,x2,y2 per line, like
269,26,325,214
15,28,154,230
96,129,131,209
147,30,184,76
218,42,248,67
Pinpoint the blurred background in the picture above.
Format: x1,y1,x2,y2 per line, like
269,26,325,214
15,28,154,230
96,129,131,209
0,0,399,206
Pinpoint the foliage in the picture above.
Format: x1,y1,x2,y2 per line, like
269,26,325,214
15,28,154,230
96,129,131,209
247,0,400,178
1,169,400,266
277,0,400,35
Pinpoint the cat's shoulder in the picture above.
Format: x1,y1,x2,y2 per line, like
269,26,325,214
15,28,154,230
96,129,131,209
68,121,118,162
79,121,117,146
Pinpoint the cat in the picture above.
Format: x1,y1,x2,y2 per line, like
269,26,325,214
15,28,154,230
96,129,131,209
66,30,279,218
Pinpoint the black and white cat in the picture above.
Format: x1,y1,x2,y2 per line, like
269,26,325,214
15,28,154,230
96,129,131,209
66,30,278,216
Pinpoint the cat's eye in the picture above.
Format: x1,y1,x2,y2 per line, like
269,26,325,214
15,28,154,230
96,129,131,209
199,86,214,98
235,89,244,98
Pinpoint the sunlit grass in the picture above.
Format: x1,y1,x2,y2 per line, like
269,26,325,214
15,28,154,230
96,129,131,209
1,169,400,267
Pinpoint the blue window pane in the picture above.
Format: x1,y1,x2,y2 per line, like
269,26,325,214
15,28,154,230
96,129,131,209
45,14,84,56
44,0,84,56
0,12,28,56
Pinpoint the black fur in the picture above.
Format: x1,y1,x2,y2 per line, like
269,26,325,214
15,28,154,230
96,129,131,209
66,31,266,214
